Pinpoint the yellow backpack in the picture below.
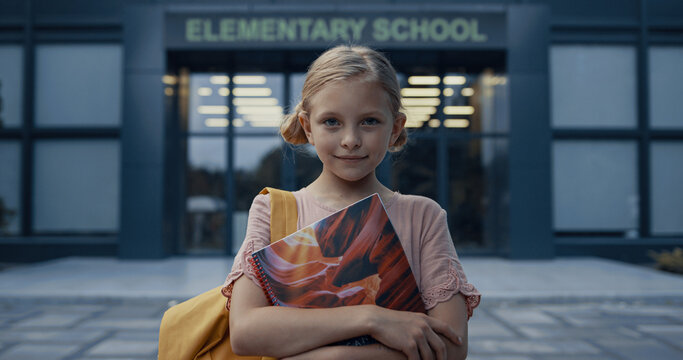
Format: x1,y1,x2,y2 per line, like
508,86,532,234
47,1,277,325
158,188,297,360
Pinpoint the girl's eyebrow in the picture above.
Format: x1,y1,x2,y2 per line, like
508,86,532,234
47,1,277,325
316,110,386,119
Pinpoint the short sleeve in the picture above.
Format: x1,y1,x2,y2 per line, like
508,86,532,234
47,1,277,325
419,207,481,319
221,193,271,310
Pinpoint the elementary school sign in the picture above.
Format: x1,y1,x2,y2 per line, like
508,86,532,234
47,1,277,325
166,12,506,49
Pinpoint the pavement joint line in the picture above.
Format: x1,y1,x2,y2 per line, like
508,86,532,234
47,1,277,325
582,337,631,360
478,307,528,340
630,324,683,354
62,329,118,360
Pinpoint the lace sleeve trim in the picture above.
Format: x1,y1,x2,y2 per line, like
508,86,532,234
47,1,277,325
421,266,481,320
221,237,258,311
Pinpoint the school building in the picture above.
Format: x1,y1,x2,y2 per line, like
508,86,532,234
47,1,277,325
0,0,681,262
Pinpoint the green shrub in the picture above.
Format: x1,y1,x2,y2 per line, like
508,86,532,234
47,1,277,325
649,247,683,274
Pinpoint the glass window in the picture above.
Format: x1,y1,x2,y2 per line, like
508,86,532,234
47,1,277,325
448,138,509,249
0,141,21,235
399,73,440,132
0,46,23,128
232,137,283,254
294,143,322,190
651,142,683,235
184,136,226,254
234,73,284,133
289,73,306,109
35,44,122,127
33,140,120,232
188,72,229,133
649,46,683,129
553,141,638,232
442,71,508,133
392,139,437,201
551,45,637,129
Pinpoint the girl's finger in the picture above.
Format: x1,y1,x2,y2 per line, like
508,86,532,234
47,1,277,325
425,328,447,360
416,335,435,360
428,317,461,345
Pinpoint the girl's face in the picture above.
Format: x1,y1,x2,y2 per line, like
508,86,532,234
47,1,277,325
299,77,405,184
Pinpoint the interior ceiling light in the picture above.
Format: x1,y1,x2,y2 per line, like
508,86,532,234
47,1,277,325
198,105,229,115
444,76,466,85
428,119,441,128
443,106,475,115
401,88,440,97
236,106,283,115
404,106,437,115
408,76,440,85
402,98,440,107
444,119,470,128
218,88,229,96
210,76,230,85
162,75,177,85
233,75,267,84
233,88,272,97
233,97,279,106
461,88,475,97
204,118,229,127
197,87,212,96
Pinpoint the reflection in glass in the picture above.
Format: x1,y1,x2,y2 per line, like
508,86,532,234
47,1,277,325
0,46,23,128
0,142,21,235
553,141,639,233
234,73,284,133
651,142,683,234
233,137,283,254
188,73,229,133
185,136,226,254
551,45,637,129
398,74,440,131
35,44,122,127
448,139,509,249
391,139,437,201
33,140,120,232
452,71,509,133
649,46,683,129
289,73,306,110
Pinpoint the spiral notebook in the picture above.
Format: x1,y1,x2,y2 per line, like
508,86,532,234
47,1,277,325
249,193,425,346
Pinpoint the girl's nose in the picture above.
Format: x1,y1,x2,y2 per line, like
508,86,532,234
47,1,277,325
340,128,361,149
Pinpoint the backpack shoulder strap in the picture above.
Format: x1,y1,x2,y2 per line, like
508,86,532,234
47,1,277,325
259,187,298,244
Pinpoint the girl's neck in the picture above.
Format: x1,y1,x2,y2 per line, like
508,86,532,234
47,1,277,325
305,170,395,210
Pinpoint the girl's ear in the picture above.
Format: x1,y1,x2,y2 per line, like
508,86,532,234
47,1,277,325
298,112,314,145
391,112,407,145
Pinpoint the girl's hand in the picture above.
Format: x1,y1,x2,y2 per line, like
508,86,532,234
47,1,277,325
366,306,462,360
282,344,406,360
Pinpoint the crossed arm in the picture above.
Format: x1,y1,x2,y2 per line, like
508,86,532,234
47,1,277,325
228,274,469,360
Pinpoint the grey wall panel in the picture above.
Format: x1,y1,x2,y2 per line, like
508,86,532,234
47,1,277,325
544,0,640,24
120,5,168,258
119,164,165,258
507,5,553,259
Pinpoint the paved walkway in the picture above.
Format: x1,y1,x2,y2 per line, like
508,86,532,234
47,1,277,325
0,256,681,359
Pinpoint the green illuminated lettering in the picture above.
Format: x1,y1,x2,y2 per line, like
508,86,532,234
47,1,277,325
238,19,259,41
450,18,469,42
348,18,367,41
186,18,202,42
429,18,449,42
277,18,298,41
219,19,235,41
409,18,429,41
329,19,349,41
470,19,488,42
203,20,219,42
391,18,409,42
310,19,330,41
261,18,275,41
298,18,313,41
372,18,390,42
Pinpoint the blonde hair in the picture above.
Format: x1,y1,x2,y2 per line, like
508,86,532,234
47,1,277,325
281,45,407,152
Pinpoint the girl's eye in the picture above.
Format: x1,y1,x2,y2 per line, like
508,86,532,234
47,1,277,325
362,117,380,125
323,118,340,126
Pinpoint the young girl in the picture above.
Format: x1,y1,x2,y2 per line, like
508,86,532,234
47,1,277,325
223,45,480,360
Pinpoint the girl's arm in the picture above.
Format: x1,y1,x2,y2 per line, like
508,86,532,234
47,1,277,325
427,293,469,360
228,274,460,359
279,294,469,360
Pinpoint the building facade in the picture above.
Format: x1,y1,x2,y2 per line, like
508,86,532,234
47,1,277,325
0,0,681,262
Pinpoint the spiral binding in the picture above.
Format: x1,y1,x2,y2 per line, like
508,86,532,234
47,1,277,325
249,255,281,307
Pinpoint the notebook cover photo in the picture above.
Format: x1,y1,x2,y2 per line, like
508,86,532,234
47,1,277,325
249,193,425,315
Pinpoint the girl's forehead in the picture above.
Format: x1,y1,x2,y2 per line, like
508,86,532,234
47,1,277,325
308,79,393,115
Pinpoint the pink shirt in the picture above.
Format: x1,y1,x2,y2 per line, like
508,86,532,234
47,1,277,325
222,188,481,319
